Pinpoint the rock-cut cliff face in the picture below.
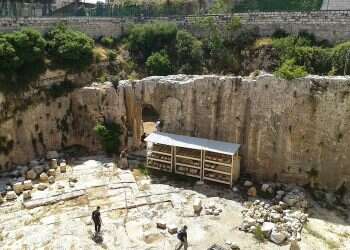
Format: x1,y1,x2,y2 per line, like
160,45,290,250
121,74,350,190
1,74,350,190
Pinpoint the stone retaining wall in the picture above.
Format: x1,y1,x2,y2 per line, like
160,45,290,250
1,11,350,42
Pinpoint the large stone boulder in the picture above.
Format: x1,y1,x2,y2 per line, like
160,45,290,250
193,198,202,213
48,169,56,177
247,186,257,197
48,176,55,184
23,180,33,190
59,162,67,173
6,191,17,201
261,222,275,237
37,183,48,191
39,172,49,182
23,190,31,200
13,182,23,194
33,165,44,175
49,159,58,169
167,224,178,234
270,229,287,244
26,169,37,180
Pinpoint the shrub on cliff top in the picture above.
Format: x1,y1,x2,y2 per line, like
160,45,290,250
94,122,122,155
47,25,94,70
275,59,307,80
5,29,46,66
127,22,178,63
146,51,172,76
332,42,350,75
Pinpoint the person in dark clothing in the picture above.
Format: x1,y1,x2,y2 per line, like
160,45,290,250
92,206,102,234
141,133,147,149
176,225,188,250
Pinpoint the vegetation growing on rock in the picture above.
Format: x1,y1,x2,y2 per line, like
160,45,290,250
94,122,122,155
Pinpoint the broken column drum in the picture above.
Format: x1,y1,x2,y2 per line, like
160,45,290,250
145,132,241,187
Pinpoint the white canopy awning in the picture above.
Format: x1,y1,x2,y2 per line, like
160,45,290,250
145,132,240,156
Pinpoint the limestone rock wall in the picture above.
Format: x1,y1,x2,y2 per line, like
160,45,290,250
120,75,350,190
0,79,126,171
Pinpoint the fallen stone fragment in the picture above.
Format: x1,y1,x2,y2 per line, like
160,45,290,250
270,229,287,244
69,182,75,188
139,180,150,191
244,180,253,187
193,198,202,213
50,159,58,169
143,230,161,244
48,169,56,177
261,222,275,237
37,183,48,191
69,177,78,183
60,163,67,173
33,166,44,175
247,186,257,197
156,221,167,229
26,169,37,180
23,180,33,190
167,224,177,234
23,190,86,209
13,182,23,194
23,190,31,200
57,184,65,189
48,176,55,184
39,173,49,182
6,191,17,201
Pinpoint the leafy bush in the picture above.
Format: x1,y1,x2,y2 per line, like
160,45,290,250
332,42,350,75
275,59,308,80
94,122,122,155
47,25,94,70
0,37,20,72
101,36,114,48
294,46,332,75
175,30,203,73
108,50,117,61
5,29,46,66
146,52,172,76
127,22,178,63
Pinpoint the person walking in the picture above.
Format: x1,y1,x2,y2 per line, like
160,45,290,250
176,225,188,250
92,206,102,234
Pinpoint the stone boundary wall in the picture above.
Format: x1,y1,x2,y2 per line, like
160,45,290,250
0,11,350,42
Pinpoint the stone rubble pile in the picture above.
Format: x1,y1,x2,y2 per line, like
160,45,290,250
204,201,223,216
0,151,70,203
239,199,308,245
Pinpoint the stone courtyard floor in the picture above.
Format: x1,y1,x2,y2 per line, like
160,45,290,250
1,155,350,250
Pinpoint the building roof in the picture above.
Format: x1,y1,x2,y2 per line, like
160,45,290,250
145,132,240,156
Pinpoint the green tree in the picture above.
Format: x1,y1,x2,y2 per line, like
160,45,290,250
47,25,94,70
175,30,203,73
94,122,122,155
127,22,178,63
3,28,46,66
146,51,172,76
0,36,20,72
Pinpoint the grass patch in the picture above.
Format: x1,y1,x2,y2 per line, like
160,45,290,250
254,225,266,243
304,224,339,249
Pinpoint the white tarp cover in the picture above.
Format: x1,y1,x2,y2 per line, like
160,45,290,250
145,132,240,155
